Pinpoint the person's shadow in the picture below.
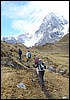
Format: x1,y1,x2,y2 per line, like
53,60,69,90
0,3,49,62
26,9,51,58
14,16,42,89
41,84,53,99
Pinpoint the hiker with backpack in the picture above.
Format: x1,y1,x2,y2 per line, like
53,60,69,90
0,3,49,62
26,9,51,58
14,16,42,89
33,55,39,75
18,48,22,60
26,51,32,62
35,58,46,88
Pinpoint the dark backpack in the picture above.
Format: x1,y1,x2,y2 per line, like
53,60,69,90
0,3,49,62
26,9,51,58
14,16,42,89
18,49,22,54
38,61,46,71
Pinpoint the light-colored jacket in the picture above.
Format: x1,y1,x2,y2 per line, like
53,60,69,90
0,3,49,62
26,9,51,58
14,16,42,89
26,52,32,58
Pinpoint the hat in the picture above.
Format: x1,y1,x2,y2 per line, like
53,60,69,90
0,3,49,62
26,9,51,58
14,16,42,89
39,59,42,61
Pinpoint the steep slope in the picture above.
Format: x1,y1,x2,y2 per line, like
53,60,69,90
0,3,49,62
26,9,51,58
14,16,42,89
34,33,69,53
1,41,26,57
1,41,69,99
54,33,69,53
58,33,69,43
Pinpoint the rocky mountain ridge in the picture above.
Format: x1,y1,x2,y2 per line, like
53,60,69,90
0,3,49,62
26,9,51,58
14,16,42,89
1,13,68,47
34,13,68,46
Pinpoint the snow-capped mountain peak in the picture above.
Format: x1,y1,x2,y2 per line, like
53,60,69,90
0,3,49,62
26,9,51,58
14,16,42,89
34,12,68,46
1,12,68,47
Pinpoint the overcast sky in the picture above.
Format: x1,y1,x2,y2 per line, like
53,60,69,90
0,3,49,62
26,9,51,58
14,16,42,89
1,1,69,37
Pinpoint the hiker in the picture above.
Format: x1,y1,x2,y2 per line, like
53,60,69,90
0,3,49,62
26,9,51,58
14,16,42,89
33,55,39,75
26,51,32,62
34,55,39,65
18,48,22,60
36,59,46,88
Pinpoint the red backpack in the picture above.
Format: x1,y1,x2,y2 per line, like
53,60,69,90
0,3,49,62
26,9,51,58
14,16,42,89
35,57,39,64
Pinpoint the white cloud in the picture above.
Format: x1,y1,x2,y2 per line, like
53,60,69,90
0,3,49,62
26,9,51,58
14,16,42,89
12,20,40,35
1,1,69,36
1,1,69,20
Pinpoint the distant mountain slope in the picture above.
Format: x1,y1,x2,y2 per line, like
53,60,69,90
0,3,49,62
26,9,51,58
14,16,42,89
55,33,69,53
1,33,32,44
58,33,69,43
1,13,68,47
34,13,68,46
34,33,69,54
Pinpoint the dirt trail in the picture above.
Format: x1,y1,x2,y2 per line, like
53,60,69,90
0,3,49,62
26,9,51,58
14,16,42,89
33,69,53,99
42,85,53,99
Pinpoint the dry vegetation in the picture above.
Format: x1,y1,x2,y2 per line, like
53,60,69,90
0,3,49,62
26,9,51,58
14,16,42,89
1,33,69,99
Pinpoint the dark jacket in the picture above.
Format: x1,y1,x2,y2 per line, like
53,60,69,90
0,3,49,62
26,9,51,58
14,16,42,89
18,49,22,55
36,60,46,71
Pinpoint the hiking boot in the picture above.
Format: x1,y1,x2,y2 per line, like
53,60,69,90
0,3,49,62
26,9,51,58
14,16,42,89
41,84,45,88
40,84,44,88
38,80,40,83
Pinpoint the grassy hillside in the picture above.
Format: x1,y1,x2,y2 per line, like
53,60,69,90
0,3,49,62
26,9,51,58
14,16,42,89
1,34,69,99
